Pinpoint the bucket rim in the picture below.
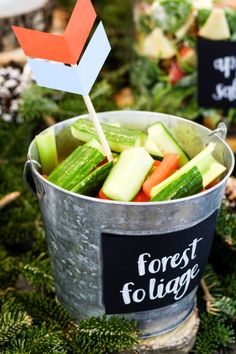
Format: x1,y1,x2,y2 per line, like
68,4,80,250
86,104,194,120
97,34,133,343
28,110,235,206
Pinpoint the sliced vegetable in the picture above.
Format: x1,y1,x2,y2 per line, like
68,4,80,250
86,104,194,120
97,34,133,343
147,122,190,166
198,8,230,40
98,188,150,202
178,47,197,72
150,143,226,200
72,161,113,196
48,139,104,191
98,189,110,200
143,153,179,197
102,147,153,202
144,136,164,159
132,190,150,202
201,155,227,187
85,138,105,154
71,119,146,153
36,127,58,175
140,28,176,60
169,62,185,85
151,166,203,201
153,160,162,167
175,11,196,39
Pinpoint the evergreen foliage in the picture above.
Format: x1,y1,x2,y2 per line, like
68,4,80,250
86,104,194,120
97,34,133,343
2,324,67,354
193,314,235,354
216,202,236,250
74,316,139,354
0,307,32,346
19,81,117,124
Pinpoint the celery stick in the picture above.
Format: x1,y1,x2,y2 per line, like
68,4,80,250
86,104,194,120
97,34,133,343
36,127,58,175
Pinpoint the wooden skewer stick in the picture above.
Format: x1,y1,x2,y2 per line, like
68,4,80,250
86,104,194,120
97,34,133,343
83,94,113,162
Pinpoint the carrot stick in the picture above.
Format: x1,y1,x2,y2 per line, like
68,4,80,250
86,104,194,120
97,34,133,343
153,160,162,167
143,153,179,197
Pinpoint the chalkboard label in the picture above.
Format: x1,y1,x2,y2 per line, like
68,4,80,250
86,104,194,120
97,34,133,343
102,210,218,314
198,38,236,108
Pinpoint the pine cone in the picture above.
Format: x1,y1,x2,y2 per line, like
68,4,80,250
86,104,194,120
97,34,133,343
0,64,32,122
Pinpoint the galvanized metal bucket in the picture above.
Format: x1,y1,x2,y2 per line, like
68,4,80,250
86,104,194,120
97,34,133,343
24,111,234,338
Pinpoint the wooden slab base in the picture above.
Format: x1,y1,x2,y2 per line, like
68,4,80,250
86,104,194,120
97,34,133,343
119,308,199,354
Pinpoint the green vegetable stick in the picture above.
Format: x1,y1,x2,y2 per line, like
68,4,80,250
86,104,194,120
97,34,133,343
36,127,58,175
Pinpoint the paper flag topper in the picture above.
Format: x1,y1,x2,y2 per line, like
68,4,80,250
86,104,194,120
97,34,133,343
13,0,113,161
12,0,96,65
28,22,111,95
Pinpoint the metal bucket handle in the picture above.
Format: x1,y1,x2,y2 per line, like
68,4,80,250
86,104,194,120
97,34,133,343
23,159,41,195
208,122,227,140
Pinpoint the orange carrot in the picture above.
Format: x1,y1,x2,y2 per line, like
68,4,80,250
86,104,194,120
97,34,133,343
133,190,150,202
153,160,162,167
143,153,179,197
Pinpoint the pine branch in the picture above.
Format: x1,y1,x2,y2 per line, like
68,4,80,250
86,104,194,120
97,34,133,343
193,313,235,354
5,292,75,334
216,201,236,250
19,85,60,122
213,297,236,321
0,244,19,290
201,264,222,298
19,80,117,124
200,264,236,321
0,308,32,346
222,273,236,298
0,255,19,290
0,192,42,250
3,324,67,354
19,253,54,292
74,315,139,354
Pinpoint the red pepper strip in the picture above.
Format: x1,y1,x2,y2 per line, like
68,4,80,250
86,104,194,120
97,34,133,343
132,190,150,202
206,178,219,189
98,157,108,167
98,189,110,200
169,61,184,85
98,189,150,202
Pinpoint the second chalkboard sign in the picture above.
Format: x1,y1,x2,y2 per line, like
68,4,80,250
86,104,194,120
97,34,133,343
198,38,236,109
